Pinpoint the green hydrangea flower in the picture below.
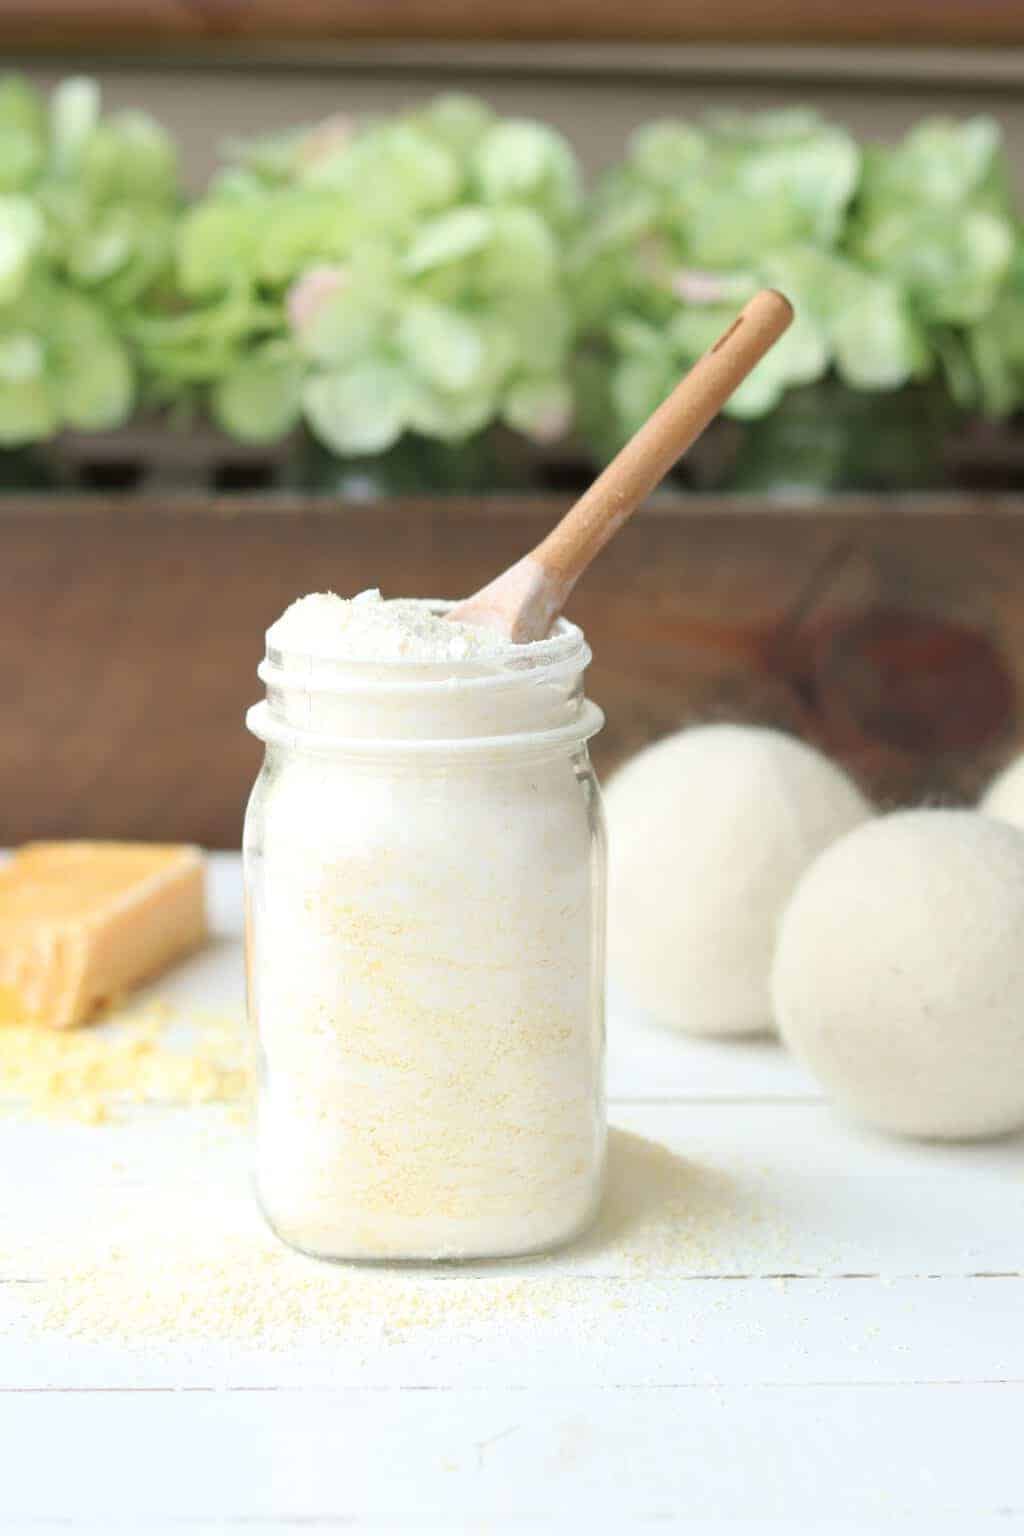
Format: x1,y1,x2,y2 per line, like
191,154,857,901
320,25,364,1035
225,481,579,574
849,118,1014,326
965,235,1024,416
0,74,180,443
845,117,1019,411
140,94,581,452
575,109,1022,448
0,276,133,445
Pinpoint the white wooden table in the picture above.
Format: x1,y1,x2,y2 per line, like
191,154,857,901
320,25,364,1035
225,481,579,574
1,854,1022,1533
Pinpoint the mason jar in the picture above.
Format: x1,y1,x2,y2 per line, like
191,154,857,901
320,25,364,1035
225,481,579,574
243,605,606,1262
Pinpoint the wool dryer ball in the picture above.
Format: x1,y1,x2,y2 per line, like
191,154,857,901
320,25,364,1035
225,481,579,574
605,724,872,1036
980,752,1024,829
773,809,1024,1141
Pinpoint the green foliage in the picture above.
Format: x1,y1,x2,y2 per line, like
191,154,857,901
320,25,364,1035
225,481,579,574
0,276,134,445
2,80,1023,461
575,109,1023,449
846,117,1019,413
0,75,180,444
966,236,1024,417
140,94,582,452
211,340,305,443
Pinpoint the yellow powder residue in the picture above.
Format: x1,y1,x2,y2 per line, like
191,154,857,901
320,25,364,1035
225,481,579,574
0,1001,252,1123
0,1127,794,1350
27,1234,567,1348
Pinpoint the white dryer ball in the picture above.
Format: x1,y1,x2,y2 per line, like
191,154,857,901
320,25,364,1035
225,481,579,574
773,809,1024,1140
605,724,872,1036
980,753,1024,830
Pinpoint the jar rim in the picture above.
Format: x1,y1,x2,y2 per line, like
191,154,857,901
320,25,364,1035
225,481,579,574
246,698,604,759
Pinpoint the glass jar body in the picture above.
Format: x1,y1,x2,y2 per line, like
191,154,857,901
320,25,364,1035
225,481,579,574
244,691,606,1262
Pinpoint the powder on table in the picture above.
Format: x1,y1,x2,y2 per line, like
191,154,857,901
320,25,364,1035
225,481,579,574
1,1126,791,1351
0,1000,251,1123
267,589,516,665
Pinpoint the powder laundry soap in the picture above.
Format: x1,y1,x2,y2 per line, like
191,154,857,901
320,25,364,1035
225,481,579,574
605,725,872,1036
265,588,513,664
245,591,607,1261
773,809,1024,1140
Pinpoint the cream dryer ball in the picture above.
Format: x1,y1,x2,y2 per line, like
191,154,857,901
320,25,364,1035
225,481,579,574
773,809,1024,1140
980,752,1024,829
605,724,872,1036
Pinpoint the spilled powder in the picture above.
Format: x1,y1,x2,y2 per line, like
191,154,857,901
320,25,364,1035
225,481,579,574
0,997,794,1353
0,1124,793,1352
0,1000,252,1123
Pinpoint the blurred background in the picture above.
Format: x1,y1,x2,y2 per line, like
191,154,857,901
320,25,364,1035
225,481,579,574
4,2,1024,846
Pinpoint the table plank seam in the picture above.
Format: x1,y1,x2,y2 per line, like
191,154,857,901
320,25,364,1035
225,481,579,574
1,1379,1023,1394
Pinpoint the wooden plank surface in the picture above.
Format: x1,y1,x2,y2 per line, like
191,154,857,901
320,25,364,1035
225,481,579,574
1,1384,1022,1528
4,495,1024,846
2,0,1021,48
0,856,1022,1530
4,1101,1022,1291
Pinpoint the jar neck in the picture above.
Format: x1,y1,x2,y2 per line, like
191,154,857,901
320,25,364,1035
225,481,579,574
247,616,601,752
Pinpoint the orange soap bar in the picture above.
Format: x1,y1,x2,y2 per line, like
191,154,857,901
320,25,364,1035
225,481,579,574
0,842,207,1028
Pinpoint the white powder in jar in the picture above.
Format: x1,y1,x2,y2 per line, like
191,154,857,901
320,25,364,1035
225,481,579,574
267,588,514,665
246,592,606,1262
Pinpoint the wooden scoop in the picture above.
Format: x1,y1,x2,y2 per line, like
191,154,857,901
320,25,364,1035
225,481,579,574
448,288,793,642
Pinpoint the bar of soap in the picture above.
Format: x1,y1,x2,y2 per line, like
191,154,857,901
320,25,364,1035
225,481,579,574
0,842,207,1028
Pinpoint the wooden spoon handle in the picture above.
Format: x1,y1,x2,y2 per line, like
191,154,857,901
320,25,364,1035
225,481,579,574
534,289,793,587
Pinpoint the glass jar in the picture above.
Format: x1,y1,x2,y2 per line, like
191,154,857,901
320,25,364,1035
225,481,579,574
244,607,606,1262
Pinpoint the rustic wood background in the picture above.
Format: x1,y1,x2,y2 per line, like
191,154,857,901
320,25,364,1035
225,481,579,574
3,1,1022,48
4,493,1024,847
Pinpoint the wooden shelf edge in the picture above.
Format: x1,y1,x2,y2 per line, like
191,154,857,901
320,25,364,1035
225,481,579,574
3,2,1023,50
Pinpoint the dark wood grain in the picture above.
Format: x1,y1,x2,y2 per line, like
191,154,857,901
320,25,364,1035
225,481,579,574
4,492,1024,847
2,0,1021,47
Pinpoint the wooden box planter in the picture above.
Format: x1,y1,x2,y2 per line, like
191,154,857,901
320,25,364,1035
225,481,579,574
5,491,1024,848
